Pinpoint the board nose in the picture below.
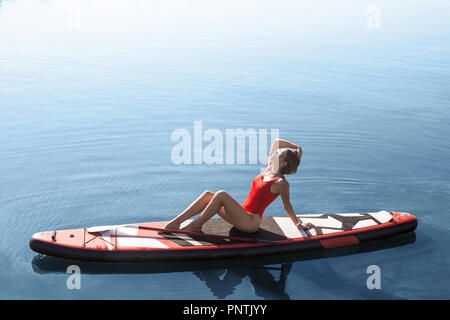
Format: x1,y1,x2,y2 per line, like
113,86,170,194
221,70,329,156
32,231,52,242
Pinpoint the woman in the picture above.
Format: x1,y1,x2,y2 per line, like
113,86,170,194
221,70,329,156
164,138,314,233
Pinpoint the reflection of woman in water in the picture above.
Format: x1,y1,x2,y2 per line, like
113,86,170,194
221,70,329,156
194,262,292,299
164,138,314,233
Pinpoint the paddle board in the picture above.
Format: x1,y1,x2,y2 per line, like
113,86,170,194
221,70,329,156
29,211,417,262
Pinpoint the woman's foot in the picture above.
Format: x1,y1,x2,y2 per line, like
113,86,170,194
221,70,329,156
181,222,203,233
163,220,181,230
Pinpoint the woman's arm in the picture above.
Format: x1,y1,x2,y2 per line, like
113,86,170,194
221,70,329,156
276,180,314,229
268,138,300,158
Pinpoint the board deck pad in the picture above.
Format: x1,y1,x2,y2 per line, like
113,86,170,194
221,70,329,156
161,217,287,247
161,212,394,247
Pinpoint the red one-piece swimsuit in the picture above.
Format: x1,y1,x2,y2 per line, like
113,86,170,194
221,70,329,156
242,172,282,218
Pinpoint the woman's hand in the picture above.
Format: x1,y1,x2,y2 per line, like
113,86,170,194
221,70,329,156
297,221,314,229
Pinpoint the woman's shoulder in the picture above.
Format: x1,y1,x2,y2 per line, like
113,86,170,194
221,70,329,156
271,176,288,195
274,176,288,187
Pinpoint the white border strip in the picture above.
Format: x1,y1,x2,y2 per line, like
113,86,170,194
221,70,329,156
273,217,304,239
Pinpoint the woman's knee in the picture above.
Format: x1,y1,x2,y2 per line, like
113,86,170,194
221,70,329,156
202,190,214,199
215,190,229,199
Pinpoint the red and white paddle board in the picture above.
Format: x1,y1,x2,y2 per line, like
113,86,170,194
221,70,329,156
29,211,417,262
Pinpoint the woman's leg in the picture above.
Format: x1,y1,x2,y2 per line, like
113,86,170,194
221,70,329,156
182,190,261,233
164,190,215,229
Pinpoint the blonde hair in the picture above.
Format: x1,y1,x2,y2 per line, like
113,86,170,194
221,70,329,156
281,149,301,175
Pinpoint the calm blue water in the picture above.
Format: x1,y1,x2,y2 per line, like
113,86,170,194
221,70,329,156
1,0,449,299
